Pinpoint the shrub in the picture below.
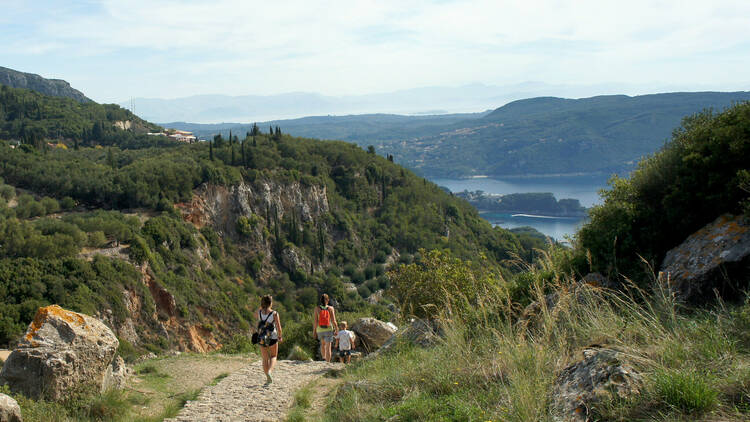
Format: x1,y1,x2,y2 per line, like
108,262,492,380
389,249,502,319
578,103,750,282
652,369,718,414
60,196,76,210
287,344,312,361
221,334,255,354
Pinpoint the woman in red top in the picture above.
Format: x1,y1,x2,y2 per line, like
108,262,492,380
312,293,338,362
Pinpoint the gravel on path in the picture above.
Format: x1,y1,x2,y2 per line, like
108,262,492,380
165,360,343,422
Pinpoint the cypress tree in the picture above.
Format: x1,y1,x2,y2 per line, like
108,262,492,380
209,139,214,160
241,139,246,166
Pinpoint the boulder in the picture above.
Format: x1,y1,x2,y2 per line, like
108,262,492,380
661,214,750,302
351,318,397,353
550,348,642,422
0,393,22,422
0,305,120,401
102,356,129,391
375,319,444,357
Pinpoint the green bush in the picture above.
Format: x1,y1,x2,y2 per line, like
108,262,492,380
577,102,750,282
286,344,312,361
652,369,718,414
220,334,255,354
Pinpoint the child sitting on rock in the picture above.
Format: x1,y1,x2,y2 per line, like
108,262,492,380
334,321,356,364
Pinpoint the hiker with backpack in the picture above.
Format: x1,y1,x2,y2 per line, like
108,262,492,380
313,293,338,362
255,294,283,384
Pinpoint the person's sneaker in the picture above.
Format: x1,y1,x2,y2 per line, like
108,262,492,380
266,373,273,384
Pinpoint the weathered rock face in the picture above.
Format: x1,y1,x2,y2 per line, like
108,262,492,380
180,181,329,235
351,318,397,353
0,65,91,103
102,356,129,391
280,246,310,274
0,305,120,401
661,214,750,302
0,393,22,422
550,348,642,422
377,319,443,356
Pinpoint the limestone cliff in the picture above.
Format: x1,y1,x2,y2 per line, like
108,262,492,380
0,66,91,103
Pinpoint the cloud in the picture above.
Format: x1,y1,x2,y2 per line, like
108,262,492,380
2,0,749,102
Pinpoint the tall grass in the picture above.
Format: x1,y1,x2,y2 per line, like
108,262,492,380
326,250,750,421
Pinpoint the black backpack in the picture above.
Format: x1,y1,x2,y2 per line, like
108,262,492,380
252,310,275,344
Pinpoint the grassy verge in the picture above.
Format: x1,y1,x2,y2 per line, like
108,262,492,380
325,253,750,421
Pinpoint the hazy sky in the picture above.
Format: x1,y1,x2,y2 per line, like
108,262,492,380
2,0,750,103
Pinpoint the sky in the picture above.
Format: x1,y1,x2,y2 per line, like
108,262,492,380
2,0,750,104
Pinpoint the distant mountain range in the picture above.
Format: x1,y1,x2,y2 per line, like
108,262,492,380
169,91,750,178
0,66,91,103
123,82,696,123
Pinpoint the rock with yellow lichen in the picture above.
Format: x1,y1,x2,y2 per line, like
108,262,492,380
660,214,750,303
0,305,122,401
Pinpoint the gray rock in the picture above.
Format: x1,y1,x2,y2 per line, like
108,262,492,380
0,65,91,103
0,305,120,401
375,319,444,357
102,356,129,391
351,318,397,353
661,214,750,302
550,348,642,422
0,393,21,422
280,246,310,274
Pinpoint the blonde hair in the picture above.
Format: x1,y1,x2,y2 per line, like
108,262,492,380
340,321,347,329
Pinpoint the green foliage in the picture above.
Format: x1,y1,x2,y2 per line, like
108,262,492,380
286,344,313,361
220,334,255,354
652,369,718,414
0,84,162,147
576,102,750,281
388,248,503,319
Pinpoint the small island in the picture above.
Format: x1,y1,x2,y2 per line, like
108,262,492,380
456,191,587,217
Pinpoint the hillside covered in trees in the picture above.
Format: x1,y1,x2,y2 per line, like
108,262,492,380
0,84,162,149
171,91,750,178
0,85,543,358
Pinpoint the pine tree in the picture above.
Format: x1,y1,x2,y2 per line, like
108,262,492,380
209,139,214,160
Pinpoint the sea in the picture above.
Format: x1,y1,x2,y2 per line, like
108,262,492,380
432,175,613,241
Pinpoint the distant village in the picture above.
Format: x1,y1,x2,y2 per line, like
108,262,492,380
147,129,200,143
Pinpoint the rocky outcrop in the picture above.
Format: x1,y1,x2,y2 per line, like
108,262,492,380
280,246,310,274
550,348,642,422
661,214,750,302
0,66,91,103
351,318,397,354
0,305,121,401
0,393,22,422
179,181,329,235
377,319,443,356
103,356,128,391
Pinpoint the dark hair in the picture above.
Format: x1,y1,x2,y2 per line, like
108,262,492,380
320,293,329,306
261,295,273,310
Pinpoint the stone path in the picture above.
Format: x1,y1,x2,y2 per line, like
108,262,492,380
165,360,343,422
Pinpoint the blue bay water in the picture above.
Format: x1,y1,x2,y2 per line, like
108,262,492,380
432,175,612,240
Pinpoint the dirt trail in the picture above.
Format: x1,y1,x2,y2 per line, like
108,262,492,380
165,360,343,422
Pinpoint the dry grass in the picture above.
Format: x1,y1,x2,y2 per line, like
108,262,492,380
325,252,750,421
